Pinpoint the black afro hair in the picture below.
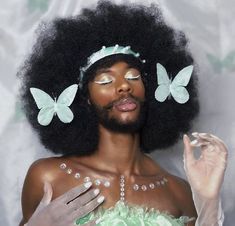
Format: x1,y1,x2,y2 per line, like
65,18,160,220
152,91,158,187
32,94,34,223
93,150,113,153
19,0,199,156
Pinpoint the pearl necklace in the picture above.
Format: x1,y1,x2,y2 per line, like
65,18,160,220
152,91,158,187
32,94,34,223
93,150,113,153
60,163,168,201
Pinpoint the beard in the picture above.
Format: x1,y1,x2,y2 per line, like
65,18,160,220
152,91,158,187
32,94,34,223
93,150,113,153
90,96,146,134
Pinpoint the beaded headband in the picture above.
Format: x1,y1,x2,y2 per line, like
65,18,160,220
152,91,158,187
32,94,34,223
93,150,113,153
79,44,146,84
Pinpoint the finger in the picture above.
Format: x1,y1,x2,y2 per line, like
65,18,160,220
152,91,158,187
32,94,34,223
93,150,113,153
35,181,53,213
70,195,105,222
57,182,93,204
196,132,224,144
183,134,195,163
192,133,222,149
67,188,100,210
203,134,228,153
41,181,53,205
197,133,228,156
190,139,210,147
193,132,225,148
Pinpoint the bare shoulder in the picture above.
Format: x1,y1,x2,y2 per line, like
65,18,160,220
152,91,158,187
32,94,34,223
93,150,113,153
167,172,197,221
26,157,64,182
167,173,192,202
20,156,68,225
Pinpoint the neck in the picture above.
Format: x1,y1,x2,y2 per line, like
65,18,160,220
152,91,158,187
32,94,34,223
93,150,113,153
93,124,144,176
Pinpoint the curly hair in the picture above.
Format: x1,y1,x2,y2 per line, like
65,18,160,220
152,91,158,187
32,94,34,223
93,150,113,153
19,0,199,156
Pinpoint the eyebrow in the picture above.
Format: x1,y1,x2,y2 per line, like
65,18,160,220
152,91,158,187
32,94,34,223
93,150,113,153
96,65,137,75
96,68,112,74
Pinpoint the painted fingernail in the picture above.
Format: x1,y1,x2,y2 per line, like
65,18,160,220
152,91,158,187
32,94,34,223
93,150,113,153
94,188,100,196
192,132,199,136
97,195,105,203
84,182,92,188
200,133,208,136
190,140,198,145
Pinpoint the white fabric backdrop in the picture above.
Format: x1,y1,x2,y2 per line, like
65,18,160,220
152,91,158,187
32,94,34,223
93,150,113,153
0,0,234,225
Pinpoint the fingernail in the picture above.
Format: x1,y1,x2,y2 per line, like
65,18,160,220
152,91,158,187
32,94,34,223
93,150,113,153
200,133,208,136
94,188,100,196
190,140,198,145
97,195,105,203
84,182,92,188
192,132,199,136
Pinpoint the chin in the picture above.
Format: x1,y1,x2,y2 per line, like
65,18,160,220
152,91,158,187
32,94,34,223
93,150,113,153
91,100,147,133
101,112,146,133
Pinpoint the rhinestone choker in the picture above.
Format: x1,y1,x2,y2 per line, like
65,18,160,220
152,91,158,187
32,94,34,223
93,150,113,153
59,162,168,202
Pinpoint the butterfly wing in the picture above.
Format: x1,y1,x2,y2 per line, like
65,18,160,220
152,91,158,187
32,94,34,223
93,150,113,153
38,106,55,126
155,63,171,102
207,54,222,72
56,104,74,123
30,88,55,109
223,50,235,69
57,84,78,106
55,84,78,123
170,65,193,104
30,88,56,126
170,86,190,104
172,65,193,86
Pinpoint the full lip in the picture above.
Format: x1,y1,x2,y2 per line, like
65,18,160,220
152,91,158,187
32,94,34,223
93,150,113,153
113,97,138,112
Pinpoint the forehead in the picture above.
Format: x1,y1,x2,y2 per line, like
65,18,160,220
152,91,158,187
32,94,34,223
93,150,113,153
95,61,140,75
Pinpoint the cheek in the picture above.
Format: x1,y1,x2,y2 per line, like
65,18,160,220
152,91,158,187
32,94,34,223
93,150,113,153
88,85,115,106
133,81,145,100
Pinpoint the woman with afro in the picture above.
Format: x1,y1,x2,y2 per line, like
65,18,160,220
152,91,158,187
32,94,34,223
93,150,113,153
19,1,227,226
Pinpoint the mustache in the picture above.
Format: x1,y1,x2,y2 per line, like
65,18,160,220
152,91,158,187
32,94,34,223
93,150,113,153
103,95,145,110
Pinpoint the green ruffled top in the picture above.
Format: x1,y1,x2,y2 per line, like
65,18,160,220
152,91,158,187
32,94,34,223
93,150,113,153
76,201,194,226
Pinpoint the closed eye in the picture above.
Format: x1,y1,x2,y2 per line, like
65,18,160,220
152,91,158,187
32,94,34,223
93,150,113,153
125,74,141,80
94,79,113,85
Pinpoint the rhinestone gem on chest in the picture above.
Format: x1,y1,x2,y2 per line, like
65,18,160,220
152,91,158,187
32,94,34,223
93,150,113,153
59,163,168,201
60,163,111,188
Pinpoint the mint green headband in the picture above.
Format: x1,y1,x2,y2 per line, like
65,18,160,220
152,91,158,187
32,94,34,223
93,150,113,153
79,44,146,84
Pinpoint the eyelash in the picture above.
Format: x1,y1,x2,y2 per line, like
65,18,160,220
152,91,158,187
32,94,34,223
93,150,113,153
125,74,141,80
94,80,113,85
94,74,141,85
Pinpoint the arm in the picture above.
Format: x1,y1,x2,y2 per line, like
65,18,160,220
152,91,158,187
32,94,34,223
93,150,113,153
183,133,227,226
19,159,48,225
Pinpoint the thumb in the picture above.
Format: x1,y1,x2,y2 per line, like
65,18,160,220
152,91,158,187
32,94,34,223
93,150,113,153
183,134,195,166
41,181,53,205
36,181,53,212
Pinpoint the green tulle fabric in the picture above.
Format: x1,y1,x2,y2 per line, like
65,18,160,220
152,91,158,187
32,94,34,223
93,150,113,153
76,201,193,226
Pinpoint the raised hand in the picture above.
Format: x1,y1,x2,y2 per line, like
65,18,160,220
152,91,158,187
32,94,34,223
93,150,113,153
183,132,228,198
183,132,228,226
25,181,104,226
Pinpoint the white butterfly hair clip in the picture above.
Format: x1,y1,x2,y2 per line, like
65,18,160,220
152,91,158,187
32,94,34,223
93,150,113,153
154,63,194,104
30,84,78,126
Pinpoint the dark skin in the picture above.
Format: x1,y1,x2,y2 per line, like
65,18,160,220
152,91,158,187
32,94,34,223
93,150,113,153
20,62,197,226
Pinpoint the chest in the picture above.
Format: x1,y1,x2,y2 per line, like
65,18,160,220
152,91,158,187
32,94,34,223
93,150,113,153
52,166,182,217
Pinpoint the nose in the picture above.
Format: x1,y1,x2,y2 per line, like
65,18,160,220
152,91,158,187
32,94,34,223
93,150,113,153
116,78,133,94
